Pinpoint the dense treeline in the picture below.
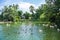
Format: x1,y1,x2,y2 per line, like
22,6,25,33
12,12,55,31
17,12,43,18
0,4,42,21
0,0,60,28
44,0,60,28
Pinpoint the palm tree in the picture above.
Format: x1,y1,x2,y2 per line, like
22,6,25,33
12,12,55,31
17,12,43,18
29,5,34,14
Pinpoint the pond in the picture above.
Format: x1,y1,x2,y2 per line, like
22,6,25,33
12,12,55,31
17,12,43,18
0,21,60,40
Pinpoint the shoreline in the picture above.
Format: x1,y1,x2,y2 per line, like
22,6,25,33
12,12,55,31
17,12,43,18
0,21,12,24
0,19,49,24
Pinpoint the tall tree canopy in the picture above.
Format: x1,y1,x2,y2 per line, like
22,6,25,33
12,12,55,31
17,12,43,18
1,4,22,22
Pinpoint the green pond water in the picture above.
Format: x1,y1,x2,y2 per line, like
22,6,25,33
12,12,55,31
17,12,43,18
0,21,60,40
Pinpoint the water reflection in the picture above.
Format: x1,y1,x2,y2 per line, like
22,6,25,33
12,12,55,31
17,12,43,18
0,22,60,40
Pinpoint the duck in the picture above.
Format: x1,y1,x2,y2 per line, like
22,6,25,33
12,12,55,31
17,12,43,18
43,24,49,27
6,23,10,26
50,25,54,28
39,29,43,32
57,28,60,32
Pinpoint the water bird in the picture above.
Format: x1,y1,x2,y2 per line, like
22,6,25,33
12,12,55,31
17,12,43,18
43,24,45,26
6,23,10,26
43,24,49,27
39,29,43,32
50,25,54,28
57,28,60,32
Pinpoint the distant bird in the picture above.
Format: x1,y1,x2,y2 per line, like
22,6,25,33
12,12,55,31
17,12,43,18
42,24,45,26
57,28,60,32
50,25,54,28
43,24,49,27
39,29,43,32
6,23,10,26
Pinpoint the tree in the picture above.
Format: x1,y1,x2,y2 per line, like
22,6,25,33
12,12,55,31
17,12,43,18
45,0,60,28
35,6,43,19
29,5,34,14
23,12,30,19
1,4,22,22
29,5,36,20
18,10,22,17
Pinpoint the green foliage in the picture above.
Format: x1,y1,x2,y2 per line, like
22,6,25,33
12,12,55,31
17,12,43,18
18,10,22,17
45,0,60,28
29,5,35,20
23,12,30,19
1,4,22,22
35,7,43,19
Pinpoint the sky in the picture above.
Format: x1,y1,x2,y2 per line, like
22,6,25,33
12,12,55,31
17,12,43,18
0,0,45,12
